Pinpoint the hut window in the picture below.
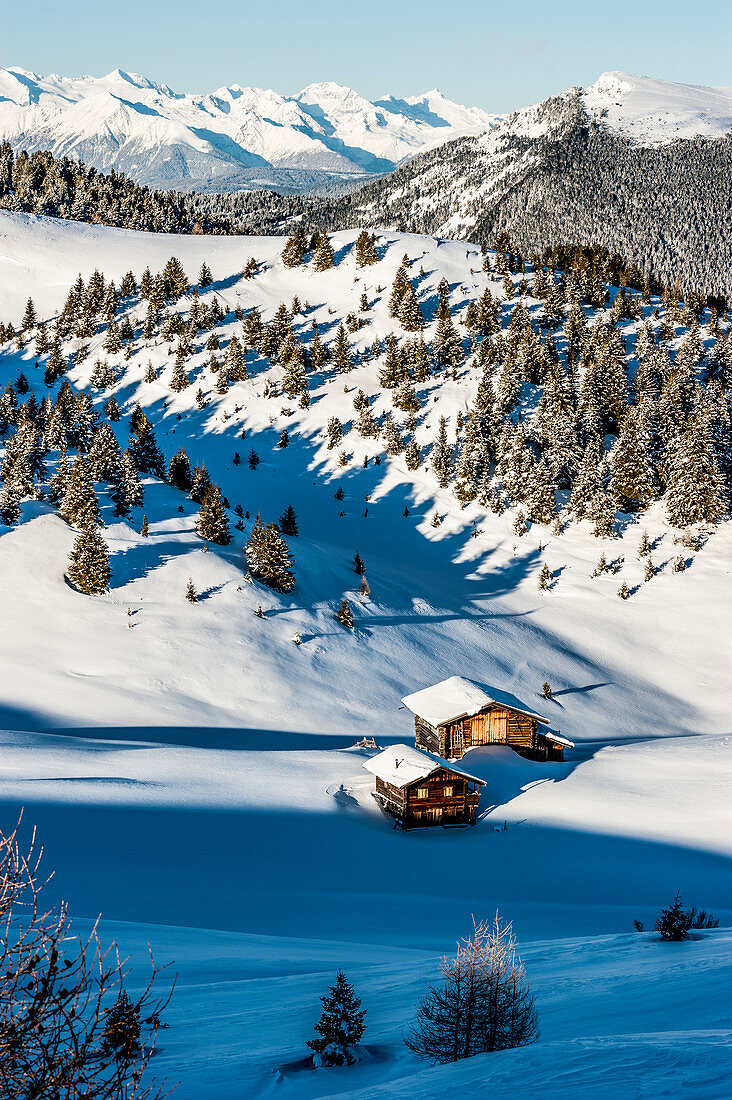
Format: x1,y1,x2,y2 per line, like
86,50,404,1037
444,785,453,797
416,787,428,799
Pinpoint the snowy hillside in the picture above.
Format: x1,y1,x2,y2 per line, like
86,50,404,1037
0,67,497,192
0,212,730,1096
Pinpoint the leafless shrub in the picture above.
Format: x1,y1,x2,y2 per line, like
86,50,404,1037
0,814,175,1099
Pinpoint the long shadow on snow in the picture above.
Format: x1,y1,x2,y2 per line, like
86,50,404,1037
0,798,728,948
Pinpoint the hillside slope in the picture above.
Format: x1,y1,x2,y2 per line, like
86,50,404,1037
0,213,730,1096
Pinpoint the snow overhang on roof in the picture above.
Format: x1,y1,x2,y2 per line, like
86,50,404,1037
401,676,548,727
545,731,575,749
362,743,485,790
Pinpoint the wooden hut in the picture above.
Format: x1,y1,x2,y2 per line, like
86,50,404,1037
401,676,574,762
363,744,485,829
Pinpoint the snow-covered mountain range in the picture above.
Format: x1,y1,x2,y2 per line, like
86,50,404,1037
0,66,497,191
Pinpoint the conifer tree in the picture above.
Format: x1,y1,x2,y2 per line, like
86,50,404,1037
313,233,335,271
60,455,101,528
279,504,298,536
404,438,422,471
167,448,192,492
336,597,354,629
433,305,463,369
332,325,352,373
198,261,213,289
398,282,424,332
245,513,296,591
196,485,231,545
355,230,379,267
129,421,165,477
185,578,198,603
111,452,144,516
140,515,149,537
388,262,410,318
379,334,404,388
88,422,122,483
353,551,365,575
282,227,307,268
21,297,37,332
431,416,454,487
67,527,111,595
307,970,366,1067
0,481,21,525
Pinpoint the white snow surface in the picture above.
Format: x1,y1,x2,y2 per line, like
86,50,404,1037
0,212,730,1097
401,675,548,727
362,743,485,788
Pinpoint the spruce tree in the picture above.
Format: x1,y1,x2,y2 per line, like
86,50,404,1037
307,970,366,1067
67,527,111,595
60,455,101,528
279,505,298,536
282,227,307,268
431,416,454,487
112,452,144,515
197,485,231,545
313,233,335,271
245,513,296,591
129,422,165,477
167,448,192,492
186,578,198,603
336,598,354,629
355,230,378,267
665,419,725,527
0,481,21,525
332,325,352,373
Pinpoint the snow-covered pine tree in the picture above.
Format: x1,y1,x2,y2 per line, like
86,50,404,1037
196,485,231,545
388,262,410,318
332,325,352,373
313,233,335,271
610,407,657,512
245,514,296,591
60,455,101,528
185,578,198,603
665,416,725,527
111,452,144,516
336,598,354,629
0,481,21,525
282,227,307,268
307,970,366,1067
355,230,378,267
67,527,111,595
398,282,424,332
87,422,122,483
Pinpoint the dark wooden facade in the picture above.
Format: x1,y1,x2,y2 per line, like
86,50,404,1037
373,766,482,829
415,706,565,762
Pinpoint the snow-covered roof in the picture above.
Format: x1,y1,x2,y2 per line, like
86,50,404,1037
545,731,575,749
362,744,485,789
401,676,548,727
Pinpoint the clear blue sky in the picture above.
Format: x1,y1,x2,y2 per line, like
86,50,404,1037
2,0,730,111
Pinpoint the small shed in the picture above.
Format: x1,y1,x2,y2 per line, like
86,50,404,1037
401,676,574,762
363,743,485,829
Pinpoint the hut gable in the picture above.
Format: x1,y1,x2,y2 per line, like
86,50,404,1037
363,744,485,829
401,676,573,762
